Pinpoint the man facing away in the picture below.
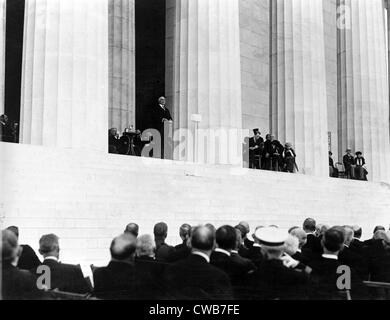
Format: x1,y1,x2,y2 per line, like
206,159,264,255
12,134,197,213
154,222,175,262
164,225,233,300
93,233,137,300
6,226,41,271
1,230,41,300
39,234,90,294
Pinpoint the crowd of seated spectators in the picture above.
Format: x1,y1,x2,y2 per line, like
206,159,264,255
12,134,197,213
2,218,390,300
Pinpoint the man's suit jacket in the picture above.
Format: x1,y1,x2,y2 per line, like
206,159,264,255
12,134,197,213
302,234,323,257
42,259,90,294
149,105,173,134
164,254,233,300
2,263,41,300
249,137,264,156
248,259,309,300
18,244,41,271
349,239,364,253
93,260,135,300
169,241,191,262
210,251,255,282
292,250,311,266
339,246,369,280
155,241,176,262
134,256,167,300
343,154,355,168
246,245,264,268
309,256,368,300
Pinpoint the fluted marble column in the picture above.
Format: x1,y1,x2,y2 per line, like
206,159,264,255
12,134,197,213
108,0,135,132
0,0,5,115
20,0,109,152
167,0,243,165
270,0,329,177
338,0,390,183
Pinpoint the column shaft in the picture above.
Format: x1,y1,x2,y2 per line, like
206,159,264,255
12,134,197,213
271,0,329,177
20,0,109,152
108,0,135,132
167,0,243,165
338,0,390,183
0,0,5,115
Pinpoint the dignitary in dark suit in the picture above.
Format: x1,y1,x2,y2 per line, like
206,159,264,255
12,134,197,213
6,226,41,271
349,225,364,254
148,96,173,159
108,128,121,154
154,222,175,262
338,226,368,280
248,227,310,300
238,221,254,249
354,151,368,180
302,218,322,258
170,223,192,262
366,231,390,283
249,129,264,169
164,225,233,300
211,226,255,287
2,230,41,300
263,134,284,171
343,149,355,179
39,234,90,294
93,233,137,299
309,227,368,300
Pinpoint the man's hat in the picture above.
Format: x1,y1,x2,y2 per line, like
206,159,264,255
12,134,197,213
253,128,260,134
254,227,287,249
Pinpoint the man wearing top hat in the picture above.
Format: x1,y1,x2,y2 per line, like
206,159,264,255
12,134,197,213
248,129,264,169
343,149,355,179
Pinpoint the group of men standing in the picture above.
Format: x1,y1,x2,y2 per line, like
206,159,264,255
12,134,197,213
248,129,297,173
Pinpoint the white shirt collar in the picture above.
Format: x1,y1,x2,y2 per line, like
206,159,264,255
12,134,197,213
159,104,165,109
44,256,59,262
322,254,338,260
253,243,261,248
215,248,231,256
192,251,210,263
231,250,238,254
296,248,302,253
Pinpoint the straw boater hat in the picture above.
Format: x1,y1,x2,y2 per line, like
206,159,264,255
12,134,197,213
254,226,287,250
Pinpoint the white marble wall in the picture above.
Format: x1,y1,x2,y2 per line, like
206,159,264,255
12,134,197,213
338,0,390,183
0,0,5,115
20,0,109,152
108,0,135,133
239,0,270,136
270,0,329,177
166,0,243,165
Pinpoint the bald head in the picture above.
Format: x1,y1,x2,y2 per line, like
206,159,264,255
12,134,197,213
191,226,215,252
303,218,316,233
110,234,136,261
124,223,139,237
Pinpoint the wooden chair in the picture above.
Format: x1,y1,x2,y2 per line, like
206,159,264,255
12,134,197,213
335,162,346,178
44,289,99,300
364,281,390,300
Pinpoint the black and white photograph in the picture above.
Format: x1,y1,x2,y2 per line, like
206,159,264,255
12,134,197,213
1,0,390,310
